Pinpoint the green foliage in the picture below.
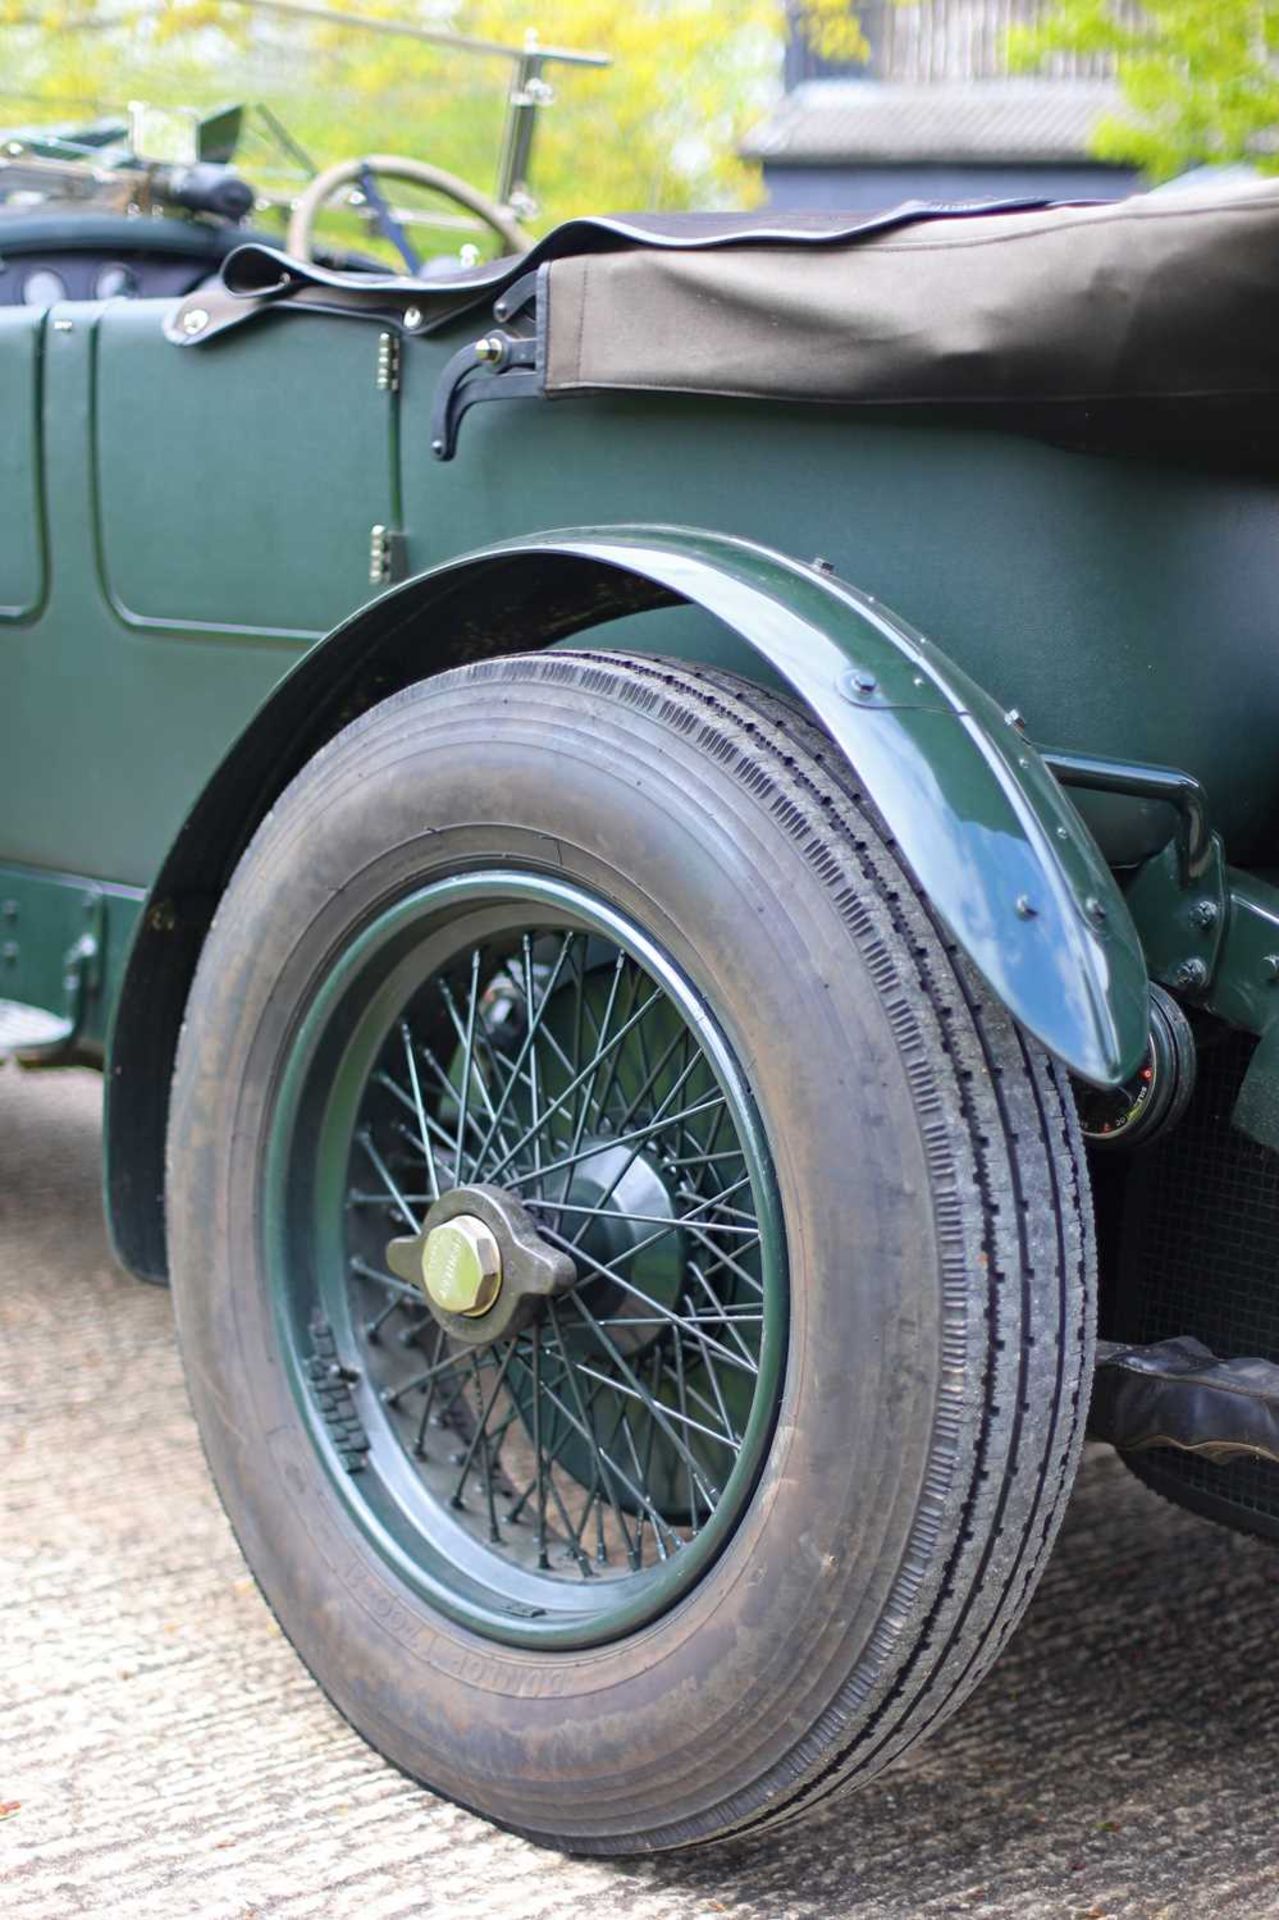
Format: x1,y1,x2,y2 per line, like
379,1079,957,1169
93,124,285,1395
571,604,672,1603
2,0,782,224
791,0,868,65
1010,1,1279,178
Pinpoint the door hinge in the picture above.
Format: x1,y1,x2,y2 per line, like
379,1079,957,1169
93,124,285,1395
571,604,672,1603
369,523,407,587
375,329,401,393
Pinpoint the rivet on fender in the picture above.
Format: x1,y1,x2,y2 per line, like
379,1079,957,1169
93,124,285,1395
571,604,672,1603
841,667,878,701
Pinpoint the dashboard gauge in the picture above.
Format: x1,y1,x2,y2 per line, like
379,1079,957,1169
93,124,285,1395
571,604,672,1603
21,267,67,307
94,262,137,300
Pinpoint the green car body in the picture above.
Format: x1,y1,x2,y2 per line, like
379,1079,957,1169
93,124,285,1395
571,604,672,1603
6,277,1279,1228
8,179,1279,1851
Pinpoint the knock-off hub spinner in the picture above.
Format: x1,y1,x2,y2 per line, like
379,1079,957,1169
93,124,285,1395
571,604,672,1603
386,1182,577,1346
420,1214,502,1317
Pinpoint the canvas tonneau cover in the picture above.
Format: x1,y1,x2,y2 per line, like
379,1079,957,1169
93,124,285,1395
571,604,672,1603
538,180,1279,427
175,180,1279,460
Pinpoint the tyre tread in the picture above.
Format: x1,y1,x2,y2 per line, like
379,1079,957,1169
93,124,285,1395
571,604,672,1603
170,644,1095,1856
509,650,1095,1848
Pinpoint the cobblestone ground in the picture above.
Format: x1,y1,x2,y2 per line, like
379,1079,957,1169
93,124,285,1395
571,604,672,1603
3,1066,1279,1920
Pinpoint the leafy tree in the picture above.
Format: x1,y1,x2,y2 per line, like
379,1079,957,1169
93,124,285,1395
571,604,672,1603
1,0,781,225
1010,0,1279,179
791,0,868,65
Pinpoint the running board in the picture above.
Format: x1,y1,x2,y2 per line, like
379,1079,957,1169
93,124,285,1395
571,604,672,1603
1091,1336,1279,1466
0,998,74,1060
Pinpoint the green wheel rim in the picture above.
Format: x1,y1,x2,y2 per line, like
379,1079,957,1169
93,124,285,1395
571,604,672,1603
264,871,787,1649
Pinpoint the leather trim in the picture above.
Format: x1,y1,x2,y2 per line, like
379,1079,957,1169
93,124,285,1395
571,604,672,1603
1091,1336,1279,1465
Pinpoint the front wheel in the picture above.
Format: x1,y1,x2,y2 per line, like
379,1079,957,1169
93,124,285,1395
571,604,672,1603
168,650,1094,1853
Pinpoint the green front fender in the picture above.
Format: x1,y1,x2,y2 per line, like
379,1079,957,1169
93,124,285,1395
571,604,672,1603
544,527,1148,1085
329,523,1141,1085
109,522,1147,1279
228,523,1151,1083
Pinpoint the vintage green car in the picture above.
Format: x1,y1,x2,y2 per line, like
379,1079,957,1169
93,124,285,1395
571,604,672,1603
5,119,1279,1852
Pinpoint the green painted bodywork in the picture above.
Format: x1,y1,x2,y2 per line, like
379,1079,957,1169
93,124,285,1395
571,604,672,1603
8,297,1279,886
0,864,142,1055
264,868,787,1646
245,525,1148,1085
0,310,46,620
5,287,1279,1247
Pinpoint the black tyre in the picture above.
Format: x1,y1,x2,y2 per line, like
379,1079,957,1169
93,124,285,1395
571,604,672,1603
168,650,1095,1854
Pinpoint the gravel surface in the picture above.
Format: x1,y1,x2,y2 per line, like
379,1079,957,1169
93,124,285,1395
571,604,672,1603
3,1065,1279,1920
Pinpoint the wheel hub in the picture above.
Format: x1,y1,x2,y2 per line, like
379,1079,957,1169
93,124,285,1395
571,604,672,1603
386,1182,576,1347
546,1141,683,1357
276,874,785,1642
420,1214,502,1317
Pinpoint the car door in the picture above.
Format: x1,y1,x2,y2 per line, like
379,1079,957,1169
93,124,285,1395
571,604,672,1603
93,300,394,638
0,298,398,888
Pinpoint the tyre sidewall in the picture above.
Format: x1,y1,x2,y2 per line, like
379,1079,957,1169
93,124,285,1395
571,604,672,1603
169,660,984,1846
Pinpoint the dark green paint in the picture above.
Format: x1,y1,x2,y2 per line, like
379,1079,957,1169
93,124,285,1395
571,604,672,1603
6,299,1279,885
0,864,142,1056
93,305,394,638
1200,870,1279,1042
265,870,786,1647
0,308,46,620
1043,752,1228,995
303,527,1150,1083
1186,868,1279,1150
1123,837,1226,993
3,290,1279,1225
407,380,1279,869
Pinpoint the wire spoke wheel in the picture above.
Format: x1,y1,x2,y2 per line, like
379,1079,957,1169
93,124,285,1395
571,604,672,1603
171,652,1094,1851
267,874,786,1647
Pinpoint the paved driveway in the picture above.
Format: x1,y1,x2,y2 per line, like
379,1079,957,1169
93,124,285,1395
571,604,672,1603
3,1065,1278,1920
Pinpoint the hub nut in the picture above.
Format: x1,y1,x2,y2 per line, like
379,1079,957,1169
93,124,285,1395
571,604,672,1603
419,1214,502,1317
386,1184,576,1344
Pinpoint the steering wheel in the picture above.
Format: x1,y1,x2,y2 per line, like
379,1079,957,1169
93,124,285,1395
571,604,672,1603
286,153,530,270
